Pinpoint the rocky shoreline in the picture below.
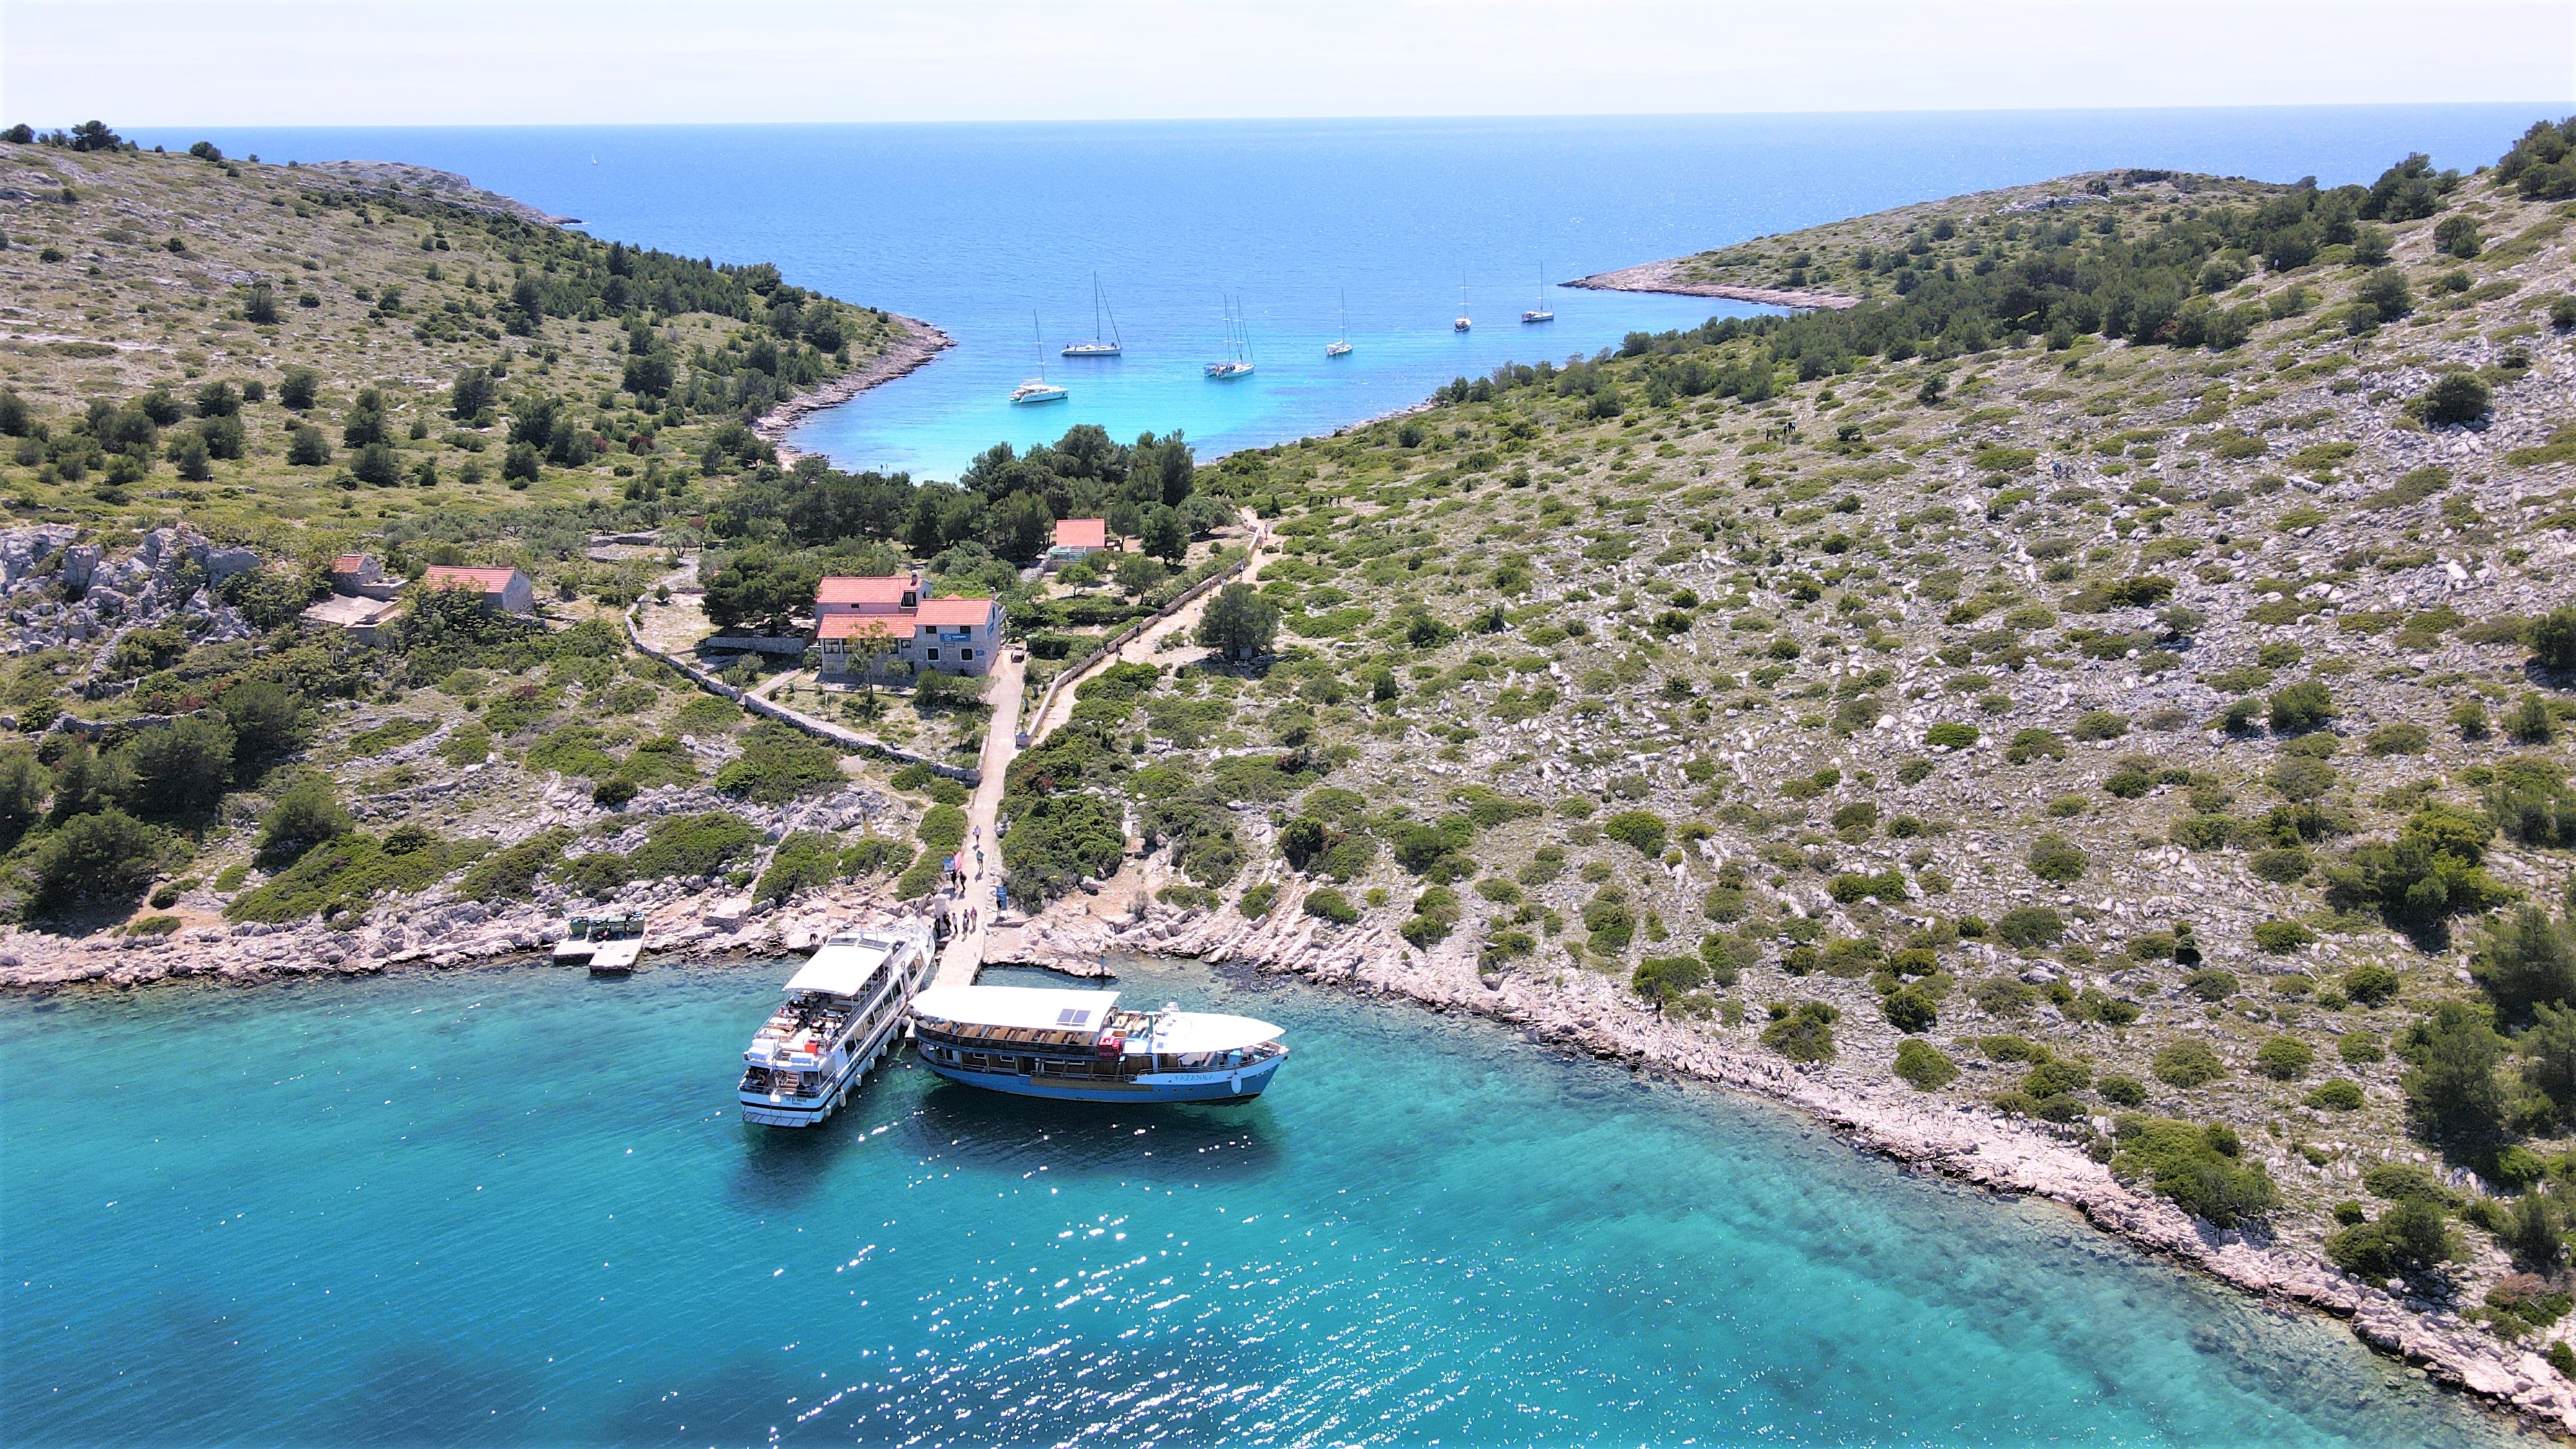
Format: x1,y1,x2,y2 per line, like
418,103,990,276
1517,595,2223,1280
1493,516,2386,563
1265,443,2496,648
996,874,2576,1435
753,314,954,464
8,849,2566,1430
1567,258,1861,311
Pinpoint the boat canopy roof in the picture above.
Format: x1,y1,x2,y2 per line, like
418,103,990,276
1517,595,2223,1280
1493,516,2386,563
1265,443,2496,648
1148,1010,1285,1055
784,933,912,998
913,984,1120,1034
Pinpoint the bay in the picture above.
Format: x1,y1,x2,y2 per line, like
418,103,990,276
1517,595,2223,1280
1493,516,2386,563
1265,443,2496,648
142,106,2542,477
0,956,2526,1446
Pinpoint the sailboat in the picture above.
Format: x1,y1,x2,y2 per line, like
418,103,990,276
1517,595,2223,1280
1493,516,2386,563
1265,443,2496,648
1522,264,1555,324
1453,281,1472,332
1010,313,1068,404
1325,291,1352,357
1061,273,1123,357
1205,295,1255,380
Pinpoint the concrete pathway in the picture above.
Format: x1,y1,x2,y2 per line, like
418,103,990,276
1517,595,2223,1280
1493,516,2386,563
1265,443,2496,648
931,648,1026,989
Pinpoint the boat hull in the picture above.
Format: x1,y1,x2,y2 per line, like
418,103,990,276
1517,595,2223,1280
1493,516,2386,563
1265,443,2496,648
1061,343,1121,357
921,1053,1283,1104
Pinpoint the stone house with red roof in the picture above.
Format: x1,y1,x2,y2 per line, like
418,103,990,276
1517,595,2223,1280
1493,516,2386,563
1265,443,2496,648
811,572,1003,677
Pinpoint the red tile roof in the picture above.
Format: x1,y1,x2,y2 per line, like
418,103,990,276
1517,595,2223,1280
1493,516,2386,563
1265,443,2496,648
816,575,914,606
913,596,998,628
817,614,902,641
330,553,372,574
422,565,521,593
1053,518,1108,550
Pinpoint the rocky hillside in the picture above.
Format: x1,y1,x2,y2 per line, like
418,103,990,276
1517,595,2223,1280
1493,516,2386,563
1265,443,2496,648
0,124,920,586
981,122,2576,1359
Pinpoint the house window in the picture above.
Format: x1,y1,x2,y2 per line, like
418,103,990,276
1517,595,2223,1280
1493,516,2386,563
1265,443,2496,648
960,648,974,660
925,648,940,661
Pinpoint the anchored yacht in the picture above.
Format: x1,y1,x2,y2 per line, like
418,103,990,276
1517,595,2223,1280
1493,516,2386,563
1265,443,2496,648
738,922,935,1127
909,985,1287,1104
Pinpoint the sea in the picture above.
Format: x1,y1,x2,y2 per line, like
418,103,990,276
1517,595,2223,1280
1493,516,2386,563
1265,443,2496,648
137,106,2544,478
23,108,2553,1446
0,956,2532,1446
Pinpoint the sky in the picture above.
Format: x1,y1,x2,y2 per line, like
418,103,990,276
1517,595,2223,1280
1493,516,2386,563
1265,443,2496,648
5,0,2571,126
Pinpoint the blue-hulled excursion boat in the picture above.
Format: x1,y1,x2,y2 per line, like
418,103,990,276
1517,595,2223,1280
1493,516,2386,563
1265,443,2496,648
909,985,1287,1104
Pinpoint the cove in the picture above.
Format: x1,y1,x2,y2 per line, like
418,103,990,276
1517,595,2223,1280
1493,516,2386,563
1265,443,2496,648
0,956,2528,1446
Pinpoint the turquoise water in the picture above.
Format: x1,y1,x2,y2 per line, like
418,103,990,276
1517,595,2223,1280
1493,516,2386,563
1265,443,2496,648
2,957,2524,1446
140,107,2547,477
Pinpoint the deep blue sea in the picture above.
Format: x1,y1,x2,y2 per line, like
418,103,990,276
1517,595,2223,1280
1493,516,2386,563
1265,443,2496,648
0,956,2528,1446
138,106,2546,478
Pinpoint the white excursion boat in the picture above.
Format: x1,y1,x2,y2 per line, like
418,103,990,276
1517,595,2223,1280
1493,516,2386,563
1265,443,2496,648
1061,272,1124,357
909,985,1287,1104
738,922,935,1127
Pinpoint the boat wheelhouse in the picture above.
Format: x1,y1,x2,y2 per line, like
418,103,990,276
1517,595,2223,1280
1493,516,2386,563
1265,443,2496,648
739,922,934,1127
909,985,1287,1104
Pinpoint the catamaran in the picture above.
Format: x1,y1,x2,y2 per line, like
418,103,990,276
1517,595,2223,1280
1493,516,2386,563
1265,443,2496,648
1325,290,1353,357
1454,281,1472,332
1010,312,1068,404
1522,265,1555,324
909,985,1287,1104
1061,273,1124,357
1205,295,1255,380
738,922,936,1127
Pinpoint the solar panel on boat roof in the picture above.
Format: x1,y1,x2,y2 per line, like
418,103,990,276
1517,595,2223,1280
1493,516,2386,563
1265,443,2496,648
1056,1007,1090,1026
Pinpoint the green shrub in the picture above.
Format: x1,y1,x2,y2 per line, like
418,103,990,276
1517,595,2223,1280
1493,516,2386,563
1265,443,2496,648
999,791,1124,905
30,808,171,911
2099,1074,2148,1107
714,721,844,803
1893,1038,1958,1090
2252,919,2316,954
1634,952,1710,1005
1828,869,1908,904
453,828,574,902
917,803,969,855
2327,1198,2454,1280
229,825,459,922
2399,1000,2510,1142
255,776,350,867
2112,1117,2277,1227
2004,728,2068,764
2254,1035,2316,1081
1600,810,1668,857
1924,722,1980,749
1993,905,2065,948
2306,1079,2367,1110
1304,887,1359,925
2027,833,2088,883
2338,1028,2387,1063
1761,1000,1839,1062
2153,1039,2228,1088
754,830,842,904
1402,886,1463,947
2268,681,2336,734
1238,881,1279,918
347,716,438,756
2249,847,2313,883
1882,987,1938,1034
2184,967,2239,1001
2341,963,2401,1008
2070,710,2130,741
